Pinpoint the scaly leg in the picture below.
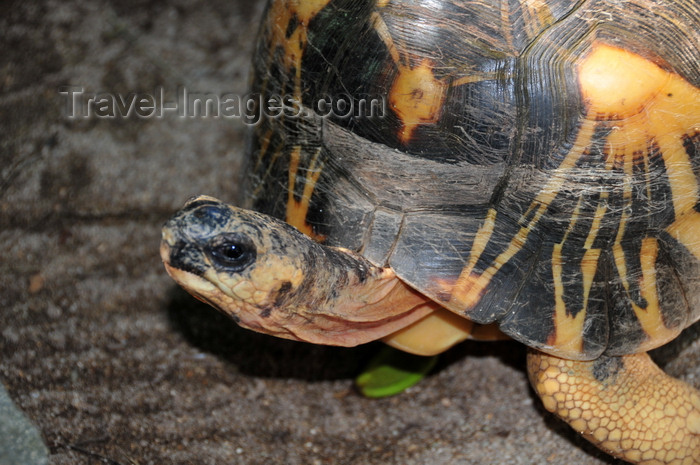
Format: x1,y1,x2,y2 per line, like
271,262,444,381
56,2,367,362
527,350,700,464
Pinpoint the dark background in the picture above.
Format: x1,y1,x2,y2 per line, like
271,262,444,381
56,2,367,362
1,1,698,464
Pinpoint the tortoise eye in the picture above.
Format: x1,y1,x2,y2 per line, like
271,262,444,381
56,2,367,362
206,233,257,272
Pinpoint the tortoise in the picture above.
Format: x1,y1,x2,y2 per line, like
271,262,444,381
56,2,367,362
161,0,700,463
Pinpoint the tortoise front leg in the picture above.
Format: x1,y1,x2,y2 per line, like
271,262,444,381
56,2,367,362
527,350,700,464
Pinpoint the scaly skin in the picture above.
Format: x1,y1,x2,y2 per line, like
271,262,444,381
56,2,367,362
527,350,700,464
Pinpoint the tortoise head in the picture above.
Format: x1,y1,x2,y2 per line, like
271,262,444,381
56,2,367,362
160,196,317,340
160,196,437,346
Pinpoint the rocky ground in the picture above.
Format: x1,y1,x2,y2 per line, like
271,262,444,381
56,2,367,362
1,1,698,464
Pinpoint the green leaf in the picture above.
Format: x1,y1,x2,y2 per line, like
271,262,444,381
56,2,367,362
355,346,438,398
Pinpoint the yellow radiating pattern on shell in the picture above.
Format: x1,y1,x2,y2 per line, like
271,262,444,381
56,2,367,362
584,44,700,346
389,59,447,144
449,117,599,314
286,145,325,241
579,44,670,118
269,0,332,72
266,0,332,241
447,42,699,358
580,44,699,223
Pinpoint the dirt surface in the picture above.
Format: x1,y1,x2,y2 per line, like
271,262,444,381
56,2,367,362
1,1,698,464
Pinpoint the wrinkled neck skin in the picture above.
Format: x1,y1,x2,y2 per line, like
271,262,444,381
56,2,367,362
164,233,439,347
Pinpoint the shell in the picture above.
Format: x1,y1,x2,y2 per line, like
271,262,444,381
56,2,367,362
244,0,700,360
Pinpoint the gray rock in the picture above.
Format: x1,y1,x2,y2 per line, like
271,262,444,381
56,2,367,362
0,383,49,465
